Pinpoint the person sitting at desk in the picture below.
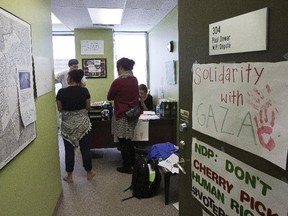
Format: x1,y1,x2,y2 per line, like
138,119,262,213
139,84,153,111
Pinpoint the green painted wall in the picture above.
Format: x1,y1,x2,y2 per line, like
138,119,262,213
148,7,179,105
75,29,114,102
74,13,179,105
0,0,62,215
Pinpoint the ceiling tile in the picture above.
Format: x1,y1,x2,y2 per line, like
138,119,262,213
51,0,177,32
83,0,127,8
125,0,166,10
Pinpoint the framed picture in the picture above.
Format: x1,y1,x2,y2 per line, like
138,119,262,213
82,58,107,78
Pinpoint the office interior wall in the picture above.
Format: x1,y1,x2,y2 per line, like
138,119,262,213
148,6,179,105
0,0,62,215
74,29,114,103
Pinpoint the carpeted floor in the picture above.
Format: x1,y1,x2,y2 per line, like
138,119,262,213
55,136,179,216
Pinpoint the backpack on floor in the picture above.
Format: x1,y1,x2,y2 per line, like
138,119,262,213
122,156,161,201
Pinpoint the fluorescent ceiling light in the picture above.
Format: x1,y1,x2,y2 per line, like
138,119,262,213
88,8,123,25
51,13,62,24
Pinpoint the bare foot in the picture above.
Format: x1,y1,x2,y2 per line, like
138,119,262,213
63,175,73,183
87,170,96,180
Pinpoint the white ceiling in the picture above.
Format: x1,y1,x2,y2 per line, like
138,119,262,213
51,0,177,32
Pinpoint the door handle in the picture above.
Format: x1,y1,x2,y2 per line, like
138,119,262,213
174,158,186,174
179,140,185,149
179,123,187,132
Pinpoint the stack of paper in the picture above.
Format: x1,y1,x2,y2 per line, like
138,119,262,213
158,153,179,174
139,112,160,120
143,111,156,115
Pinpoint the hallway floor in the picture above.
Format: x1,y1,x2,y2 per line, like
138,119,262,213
55,136,179,216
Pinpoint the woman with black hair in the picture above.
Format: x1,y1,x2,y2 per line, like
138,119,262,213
56,69,95,183
107,57,139,174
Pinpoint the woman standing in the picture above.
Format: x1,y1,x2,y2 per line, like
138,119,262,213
107,57,139,174
56,69,95,183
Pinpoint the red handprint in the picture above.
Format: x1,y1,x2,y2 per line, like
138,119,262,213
247,84,279,151
254,107,276,151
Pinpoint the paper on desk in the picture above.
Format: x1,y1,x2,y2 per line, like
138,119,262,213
158,153,179,174
143,111,156,115
139,114,160,120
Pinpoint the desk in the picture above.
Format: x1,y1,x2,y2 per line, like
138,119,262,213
89,118,176,149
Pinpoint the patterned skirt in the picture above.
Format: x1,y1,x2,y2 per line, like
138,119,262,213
111,115,138,140
61,109,91,147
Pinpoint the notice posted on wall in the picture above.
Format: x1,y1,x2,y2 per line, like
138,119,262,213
192,61,288,169
34,56,53,97
191,138,288,216
17,66,36,126
81,40,104,55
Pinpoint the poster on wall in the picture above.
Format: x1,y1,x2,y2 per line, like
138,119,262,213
82,58,107,78
17,66,36,126
81,40,104,55
192,61,288,169
34,56,53,97
0,7,36,169
191,138,288,216
166,60,176,85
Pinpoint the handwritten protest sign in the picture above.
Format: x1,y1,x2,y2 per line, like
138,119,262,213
192,61,288,169
191,138,288,216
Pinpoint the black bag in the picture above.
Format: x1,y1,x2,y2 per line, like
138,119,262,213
122,156,161,201
125,105,141,120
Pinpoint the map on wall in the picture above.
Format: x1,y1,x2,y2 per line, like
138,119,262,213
0,8,36,169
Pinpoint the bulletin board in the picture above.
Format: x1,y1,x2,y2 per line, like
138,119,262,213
82,58,107,78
